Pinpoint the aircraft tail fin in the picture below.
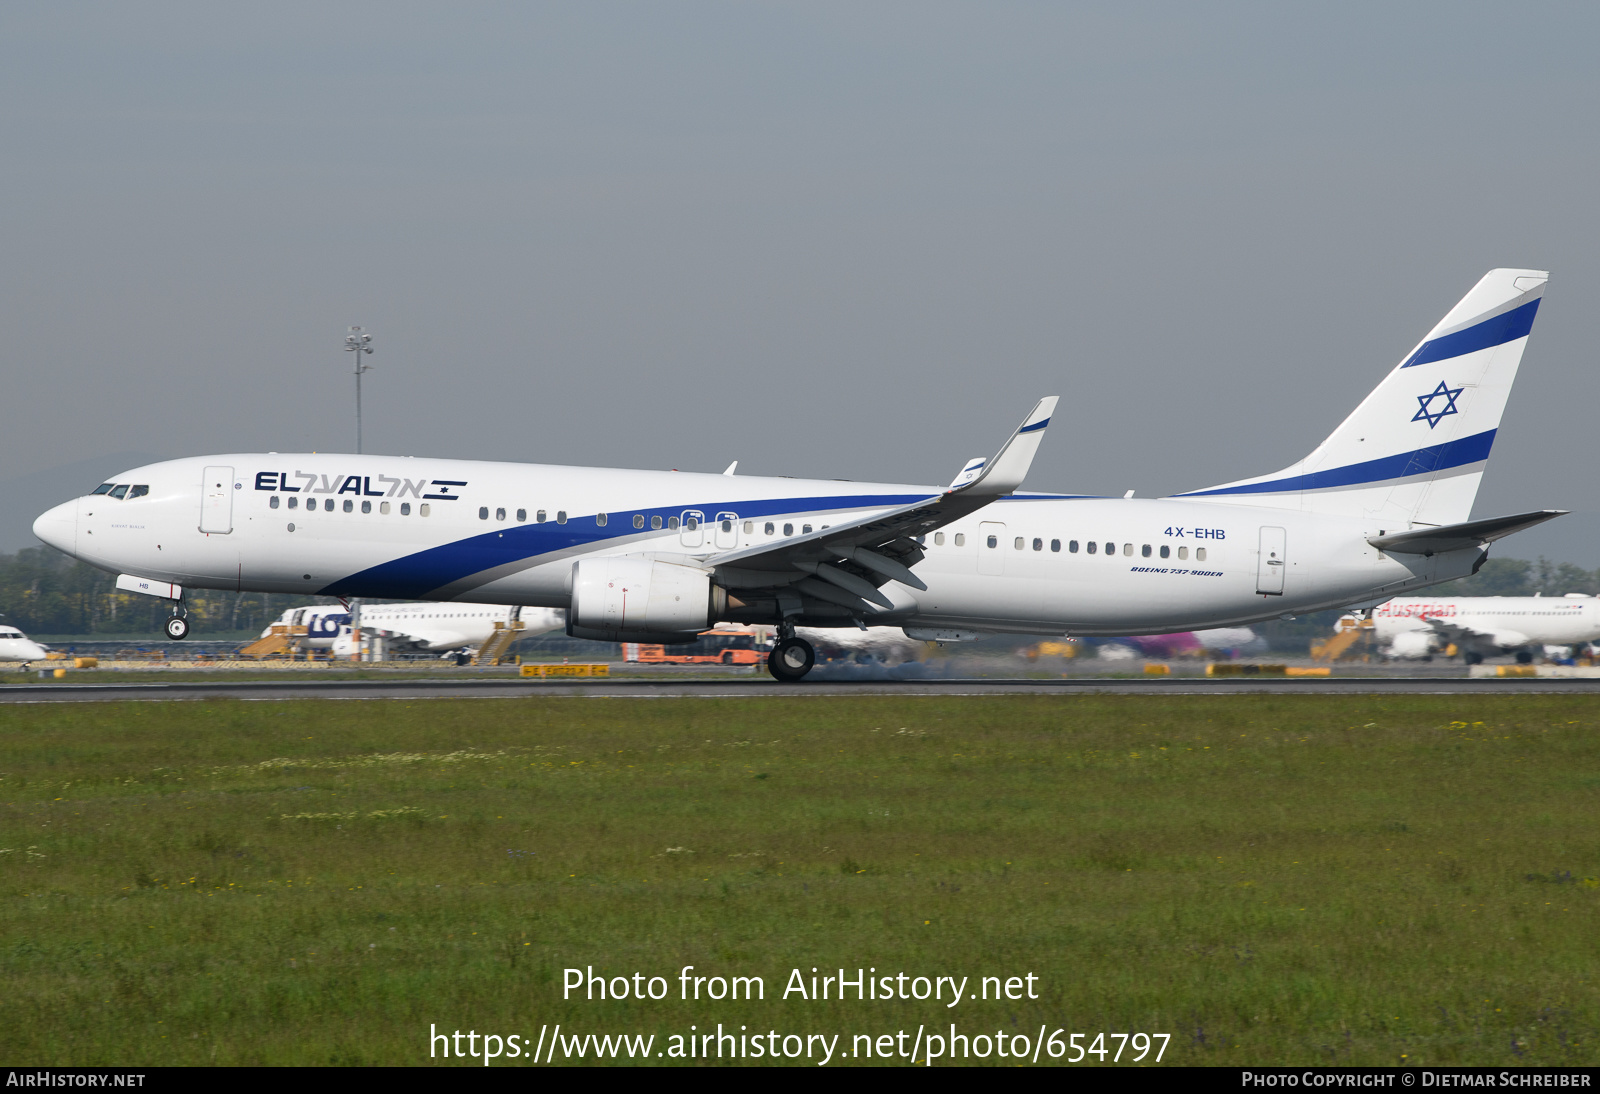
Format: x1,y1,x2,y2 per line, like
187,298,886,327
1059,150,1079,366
1173,269,1548,527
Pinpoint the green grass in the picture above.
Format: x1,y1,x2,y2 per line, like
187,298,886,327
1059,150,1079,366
2,695,1598,1066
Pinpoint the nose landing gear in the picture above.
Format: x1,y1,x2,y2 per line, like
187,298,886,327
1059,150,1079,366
164,604,190,641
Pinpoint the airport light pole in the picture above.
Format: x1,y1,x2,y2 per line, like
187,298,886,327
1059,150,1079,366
344,327,375,454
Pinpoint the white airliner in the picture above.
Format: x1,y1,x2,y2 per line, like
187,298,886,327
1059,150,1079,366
1370,595,1600,663
262,602,563,657
0,624,50,664
33,269,1562,681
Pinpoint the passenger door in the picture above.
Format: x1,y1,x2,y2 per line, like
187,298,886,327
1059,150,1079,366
978,521,1006,576
1256,526,1286,595
200,466,234,534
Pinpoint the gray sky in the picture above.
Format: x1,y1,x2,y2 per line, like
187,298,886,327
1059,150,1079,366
4,2,1598,562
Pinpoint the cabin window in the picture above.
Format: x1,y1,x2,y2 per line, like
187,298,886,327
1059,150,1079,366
400,502,410,516
516,508,526,522
557,511,567,524
764,522,774,535
802,524,812,534
1010,537,1021,550
494,507,505,521
1033,538,1043,551
685,517,698,531
109,485,129,499
1051,539,1061,552
325,498,335,511
381,501,391,514
633,514,645,529
596,513,607,526
783,523,794,536
986,535,998,549
1122,543,1132,556
269,496,279,509
343,499,354,513
1196,547,1207,562
362,500,372,514
954,533,965,547
1104,542,1114,555
420,504,430,517
91,483,114,495
1141,544,1151,557
128,485,149,499
721,520,732,533
479,507,489,520
668,516,680,530
1160,545,1170,559
1178,546,1188,559
743,520,753,534
934,532,945,546
1068,539,1078,552
651,515,662,530
1087,541,1097,554
287,496,298,510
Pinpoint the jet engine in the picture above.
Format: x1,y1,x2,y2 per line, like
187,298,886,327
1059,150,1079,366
567,557,726,643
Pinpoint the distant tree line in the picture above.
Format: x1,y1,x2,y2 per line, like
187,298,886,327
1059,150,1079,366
0,547,338,637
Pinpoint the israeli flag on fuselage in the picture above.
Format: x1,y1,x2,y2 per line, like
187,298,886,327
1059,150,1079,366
1174,268,1548,528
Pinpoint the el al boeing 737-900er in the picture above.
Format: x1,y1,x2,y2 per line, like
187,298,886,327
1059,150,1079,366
32,269,1563,681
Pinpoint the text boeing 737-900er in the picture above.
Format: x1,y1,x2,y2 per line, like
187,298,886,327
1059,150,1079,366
33,269,1563,681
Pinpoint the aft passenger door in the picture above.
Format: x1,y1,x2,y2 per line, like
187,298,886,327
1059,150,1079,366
1256,526,1286,595
978,521,1006,576
200,466,234,534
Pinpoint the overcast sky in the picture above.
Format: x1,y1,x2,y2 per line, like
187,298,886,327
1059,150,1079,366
3,2,1598,562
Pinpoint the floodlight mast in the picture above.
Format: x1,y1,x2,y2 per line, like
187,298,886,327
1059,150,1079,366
344,327,375,454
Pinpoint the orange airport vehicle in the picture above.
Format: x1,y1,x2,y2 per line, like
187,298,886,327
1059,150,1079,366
624,626,770,666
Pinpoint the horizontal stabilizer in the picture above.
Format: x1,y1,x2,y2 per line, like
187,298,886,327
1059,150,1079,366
1367,510,1567,555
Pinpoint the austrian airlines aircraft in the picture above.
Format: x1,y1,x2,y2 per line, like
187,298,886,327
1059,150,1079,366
33,269,1561,681
1371,595,1600,663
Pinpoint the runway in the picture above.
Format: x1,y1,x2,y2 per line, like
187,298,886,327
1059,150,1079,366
3,674,1600,702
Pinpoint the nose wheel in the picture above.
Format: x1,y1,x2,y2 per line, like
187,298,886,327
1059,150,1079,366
165,605,190,641
767,636,815,682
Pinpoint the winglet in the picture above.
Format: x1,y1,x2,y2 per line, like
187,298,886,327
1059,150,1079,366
945,456,989,492
952,397,1058,497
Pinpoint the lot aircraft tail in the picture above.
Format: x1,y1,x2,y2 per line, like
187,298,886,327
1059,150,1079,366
1174,269,1548,528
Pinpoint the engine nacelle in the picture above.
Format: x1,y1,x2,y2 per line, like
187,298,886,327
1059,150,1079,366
567,557,723,643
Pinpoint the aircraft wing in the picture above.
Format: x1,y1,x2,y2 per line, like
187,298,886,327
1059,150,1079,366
706,398,1058,613
1424,618,1529,653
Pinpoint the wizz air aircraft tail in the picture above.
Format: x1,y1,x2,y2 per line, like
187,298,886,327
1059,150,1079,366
1177,269,1548,527
31,269,1566,680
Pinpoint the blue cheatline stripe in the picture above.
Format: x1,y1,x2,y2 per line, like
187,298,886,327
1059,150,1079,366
1017,417,1051,434
1401,298,1540,368
1177,429,1496,498
320,492,931,599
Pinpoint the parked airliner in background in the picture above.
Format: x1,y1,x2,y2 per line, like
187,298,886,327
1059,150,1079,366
0,624,50,665
1370,595,1600,663
33,269,1562,680
263,602,563,658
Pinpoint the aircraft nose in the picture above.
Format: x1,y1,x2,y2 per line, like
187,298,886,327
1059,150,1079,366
32,500,77,555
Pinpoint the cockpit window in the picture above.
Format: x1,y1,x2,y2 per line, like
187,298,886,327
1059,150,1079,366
127,485,149,499
91,483,114,495
109,485,129,500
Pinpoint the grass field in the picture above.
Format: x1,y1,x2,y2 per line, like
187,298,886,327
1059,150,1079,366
2,694,1597,1067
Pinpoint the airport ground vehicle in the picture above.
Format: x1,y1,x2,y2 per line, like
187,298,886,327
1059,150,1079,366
624,626,768,665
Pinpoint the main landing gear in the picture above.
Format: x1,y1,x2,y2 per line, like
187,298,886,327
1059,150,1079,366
768,635,815,683
164,603,190,641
